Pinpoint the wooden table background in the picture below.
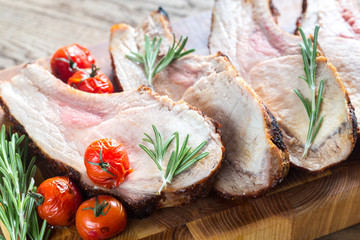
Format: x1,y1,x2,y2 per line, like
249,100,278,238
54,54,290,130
0,0,359,239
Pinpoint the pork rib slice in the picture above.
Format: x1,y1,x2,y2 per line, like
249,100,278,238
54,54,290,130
0,63,224,217
209,0,301,79
182,56,289,198
299,0,360,128
248,56,357,171
109,8,174,92
110,8,226,101
110,9,290,197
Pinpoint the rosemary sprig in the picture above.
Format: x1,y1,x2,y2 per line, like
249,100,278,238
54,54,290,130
139,125,209,194
0,125,50,240
294,25,325,158
126,34,195,86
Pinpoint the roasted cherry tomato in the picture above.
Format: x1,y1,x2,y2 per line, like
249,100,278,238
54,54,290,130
68,64,114,94
30,176,83,226
50,44,95,82
76,195,127,240
84,138,133,188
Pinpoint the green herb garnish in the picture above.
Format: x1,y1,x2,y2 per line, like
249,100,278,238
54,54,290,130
126,34,195,86
0,125,50,240
139,125,208,194
294,25,325,158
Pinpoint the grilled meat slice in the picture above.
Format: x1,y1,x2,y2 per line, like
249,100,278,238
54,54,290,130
299,0,360,128
109,8,174,91
182,56,289,198
248,56,357,171
0,63,224,217
109,23,147,91
110,8,217,100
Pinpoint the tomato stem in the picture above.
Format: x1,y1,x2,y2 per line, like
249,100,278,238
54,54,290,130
28,190,44,206
85,147,117,178
89,64,100,78
55,51,81,73
82,196,111,217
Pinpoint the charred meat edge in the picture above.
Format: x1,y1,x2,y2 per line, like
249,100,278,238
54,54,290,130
0,85,224,218
215,103,290,199
202,53,290,199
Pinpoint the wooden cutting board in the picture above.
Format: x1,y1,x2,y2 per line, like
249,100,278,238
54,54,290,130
0,13,360,240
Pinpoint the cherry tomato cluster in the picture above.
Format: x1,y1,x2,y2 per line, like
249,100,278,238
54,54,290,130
31,138,132,239
32,175,128,239
50,44,114,94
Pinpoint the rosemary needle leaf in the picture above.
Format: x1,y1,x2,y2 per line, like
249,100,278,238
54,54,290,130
126,53,142,63
293,89,311,118
175,152,209,176
315,80,325,119
311,115,324,143
139,145,157,162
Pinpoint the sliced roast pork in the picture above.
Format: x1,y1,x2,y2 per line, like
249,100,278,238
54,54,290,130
298,0,360,128
110,9,290,197
110,8,218,101
110,8,174,92
248,56,357,171
210,0,357,171
209,0,301,79
0,63,224,217
183,57,289,198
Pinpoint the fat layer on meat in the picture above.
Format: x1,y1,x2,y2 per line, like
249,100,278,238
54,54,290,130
0,63,224,217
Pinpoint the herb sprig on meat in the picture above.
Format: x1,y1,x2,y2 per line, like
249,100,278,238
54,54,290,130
294,25,325,158
126,34,195,86
139,125,208,194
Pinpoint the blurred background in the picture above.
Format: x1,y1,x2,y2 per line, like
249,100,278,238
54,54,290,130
0,0,212,69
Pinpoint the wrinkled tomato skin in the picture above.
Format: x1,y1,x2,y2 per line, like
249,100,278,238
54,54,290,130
84,139,133,188
68,70,114,94
76,195,127,240
50,44,95,82
36,176,83,226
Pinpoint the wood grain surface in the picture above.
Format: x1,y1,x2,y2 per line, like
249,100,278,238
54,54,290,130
0,0,360,239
